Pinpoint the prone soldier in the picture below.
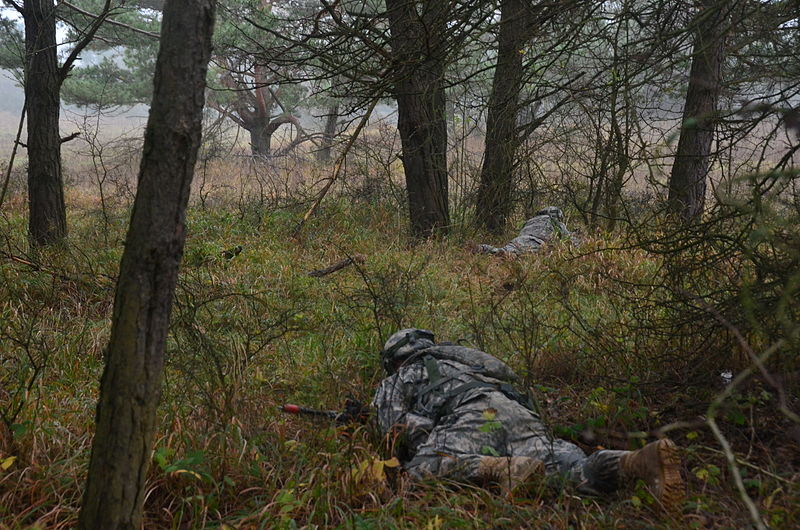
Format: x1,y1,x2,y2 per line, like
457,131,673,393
477,206,576,255
372,329,684,510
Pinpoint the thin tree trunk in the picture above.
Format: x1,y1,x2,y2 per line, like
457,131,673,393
386,0,450,238
78,0,214,527
667,0,728,223
316,104,339,163
475,0,534,235
24,0,66,247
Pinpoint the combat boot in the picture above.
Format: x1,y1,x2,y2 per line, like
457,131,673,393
620,439,684,511
477,456,544,493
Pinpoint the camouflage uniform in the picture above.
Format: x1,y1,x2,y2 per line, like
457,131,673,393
372,332,625,494
478,206,575,255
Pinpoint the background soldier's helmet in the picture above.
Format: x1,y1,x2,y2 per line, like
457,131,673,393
381,328,435,374
536,206,564,222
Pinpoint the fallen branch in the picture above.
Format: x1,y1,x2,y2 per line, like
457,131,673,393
0,249,115,289
585,417,708,442
307,254,366,277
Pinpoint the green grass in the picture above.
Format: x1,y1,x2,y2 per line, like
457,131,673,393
0,169,798,528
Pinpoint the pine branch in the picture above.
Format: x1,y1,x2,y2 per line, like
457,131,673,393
60,0,115,81
60,1,160,41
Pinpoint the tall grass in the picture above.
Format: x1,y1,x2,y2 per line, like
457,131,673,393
0,152,797,528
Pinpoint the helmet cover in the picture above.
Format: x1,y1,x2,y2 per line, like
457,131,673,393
381,328,435,374
535,206,564,222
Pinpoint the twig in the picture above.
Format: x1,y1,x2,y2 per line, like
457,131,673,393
60,1,161,40
652,418,709,437
700,446,793,485
307,254,366,277
292,97,379,239
60,131,81,144
0,249,116,289
705,340,784,530
685,289,800,426
0,99,26,212
591,418,708,441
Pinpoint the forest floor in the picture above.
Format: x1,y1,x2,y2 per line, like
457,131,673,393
0,158,798,529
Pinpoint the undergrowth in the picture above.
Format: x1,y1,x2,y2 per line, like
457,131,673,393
0,161,798,529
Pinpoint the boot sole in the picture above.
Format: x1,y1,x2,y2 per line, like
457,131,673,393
655,439,684,512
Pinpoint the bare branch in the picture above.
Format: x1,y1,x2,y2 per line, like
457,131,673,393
293,95,379,239
2,0,23,14
207,99,246,128
705,340,785,530
60,131,80,144
0,99,25,211
60,1,161,41
60,0,115,80
307,254,366,277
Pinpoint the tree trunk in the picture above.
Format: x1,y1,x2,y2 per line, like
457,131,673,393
249,121,272,157
316,104,339,163
23,0,67,247
78,0,214,527
475,0,534,235
386,0,450,238
667,0,728,223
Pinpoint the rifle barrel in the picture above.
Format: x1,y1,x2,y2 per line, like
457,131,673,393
280,404,339,420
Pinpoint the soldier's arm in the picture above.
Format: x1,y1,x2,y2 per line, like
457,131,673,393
371,367,426,434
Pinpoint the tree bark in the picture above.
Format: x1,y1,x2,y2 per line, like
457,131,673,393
245,115,295,158
316,104,339,163
23,0,67,247
248,118,272,157
78,0,214,527
386,0,450,238
667,0,728,223
475,0,535,235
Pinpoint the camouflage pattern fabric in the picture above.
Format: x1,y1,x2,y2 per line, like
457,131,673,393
372,344,625,494
478,206,575,255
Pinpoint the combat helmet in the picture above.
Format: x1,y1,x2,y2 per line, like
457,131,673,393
536,206,564,222
381,328,435,374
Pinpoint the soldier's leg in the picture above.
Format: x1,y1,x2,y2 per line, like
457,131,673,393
511,435,611,491
404,397,544,489
406,452,543,492
511,434,627,494
561,439,684,511
564,448,628,495
404,448,484,482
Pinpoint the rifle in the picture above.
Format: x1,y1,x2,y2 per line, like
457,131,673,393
279,398,370,425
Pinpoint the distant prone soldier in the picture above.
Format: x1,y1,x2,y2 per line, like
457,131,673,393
477,206,576,255
372,329,684,511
